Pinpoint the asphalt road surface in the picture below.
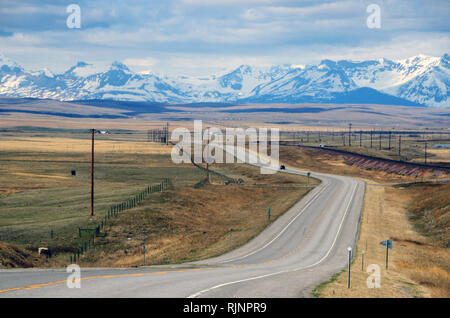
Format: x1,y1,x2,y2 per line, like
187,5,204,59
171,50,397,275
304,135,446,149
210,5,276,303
0,167,365,298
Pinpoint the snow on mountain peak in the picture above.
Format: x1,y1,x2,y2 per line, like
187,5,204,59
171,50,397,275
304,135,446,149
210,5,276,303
29,68,54,78
0,53,448,107
395,54,440,69
64,61,105,78
110,61,131,73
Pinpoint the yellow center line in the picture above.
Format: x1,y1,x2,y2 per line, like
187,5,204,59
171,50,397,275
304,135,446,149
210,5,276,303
0,182,344,295
0,268,212,294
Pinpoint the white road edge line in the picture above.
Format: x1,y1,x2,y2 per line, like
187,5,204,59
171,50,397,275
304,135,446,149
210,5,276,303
188,180,359,298
217,178,330,264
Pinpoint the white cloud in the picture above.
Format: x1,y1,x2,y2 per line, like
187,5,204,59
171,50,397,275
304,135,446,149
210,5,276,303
0,0,447,77
123,56,158,71
178,0,277,6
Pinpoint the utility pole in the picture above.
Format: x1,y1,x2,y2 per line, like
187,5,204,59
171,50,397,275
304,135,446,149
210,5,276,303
388,131,391,150
166,122,169,145
370,130,373,149
398,135,402,159
90,128,95,217
424,141,428,165
379,130,382,150
359,131,362,147
348,123,352,147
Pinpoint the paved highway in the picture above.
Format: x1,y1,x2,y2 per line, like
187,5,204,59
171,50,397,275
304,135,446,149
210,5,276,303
0,167,365,298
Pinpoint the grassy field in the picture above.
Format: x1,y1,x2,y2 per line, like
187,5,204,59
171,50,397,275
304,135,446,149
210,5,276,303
279,130,450,166
278,145,449,298
2,98,449,129
0,131,204,261
79,164,317,267
0,129,316,267
313,182,449,298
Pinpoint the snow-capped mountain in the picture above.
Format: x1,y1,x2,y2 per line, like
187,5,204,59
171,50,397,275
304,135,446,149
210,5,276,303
0,53,448,107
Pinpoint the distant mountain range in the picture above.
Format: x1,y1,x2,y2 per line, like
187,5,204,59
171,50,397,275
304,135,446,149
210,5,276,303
0,53,448,107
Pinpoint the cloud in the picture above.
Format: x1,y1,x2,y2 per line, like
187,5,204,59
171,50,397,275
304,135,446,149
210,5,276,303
123,57,158,71
0,0,448,76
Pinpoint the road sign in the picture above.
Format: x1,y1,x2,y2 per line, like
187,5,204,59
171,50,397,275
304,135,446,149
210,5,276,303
380,239,392,249
380,239,392,270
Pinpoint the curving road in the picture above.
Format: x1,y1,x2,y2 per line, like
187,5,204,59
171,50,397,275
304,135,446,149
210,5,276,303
0,167,365,298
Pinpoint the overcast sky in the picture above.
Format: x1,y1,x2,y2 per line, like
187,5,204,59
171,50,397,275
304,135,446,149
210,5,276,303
0,0,449,76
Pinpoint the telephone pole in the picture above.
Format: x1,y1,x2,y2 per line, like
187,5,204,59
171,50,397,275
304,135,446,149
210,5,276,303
370,130,373,149
166,122,169,145
379,130,382,150
424,141,428,165
348,123,352,147
359,130,362,147
388,131,391,150
90,128,95,217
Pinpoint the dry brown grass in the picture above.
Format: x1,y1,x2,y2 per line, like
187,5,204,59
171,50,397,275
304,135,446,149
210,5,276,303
0,242,60,268
280,146,427,183
0,137,172,155
0,134,313,268
279,145,450,298
78,165,313,267
407,183,450,247
410,148,450,164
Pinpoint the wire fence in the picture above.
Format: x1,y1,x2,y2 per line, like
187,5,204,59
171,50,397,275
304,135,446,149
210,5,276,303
70,178,172,263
